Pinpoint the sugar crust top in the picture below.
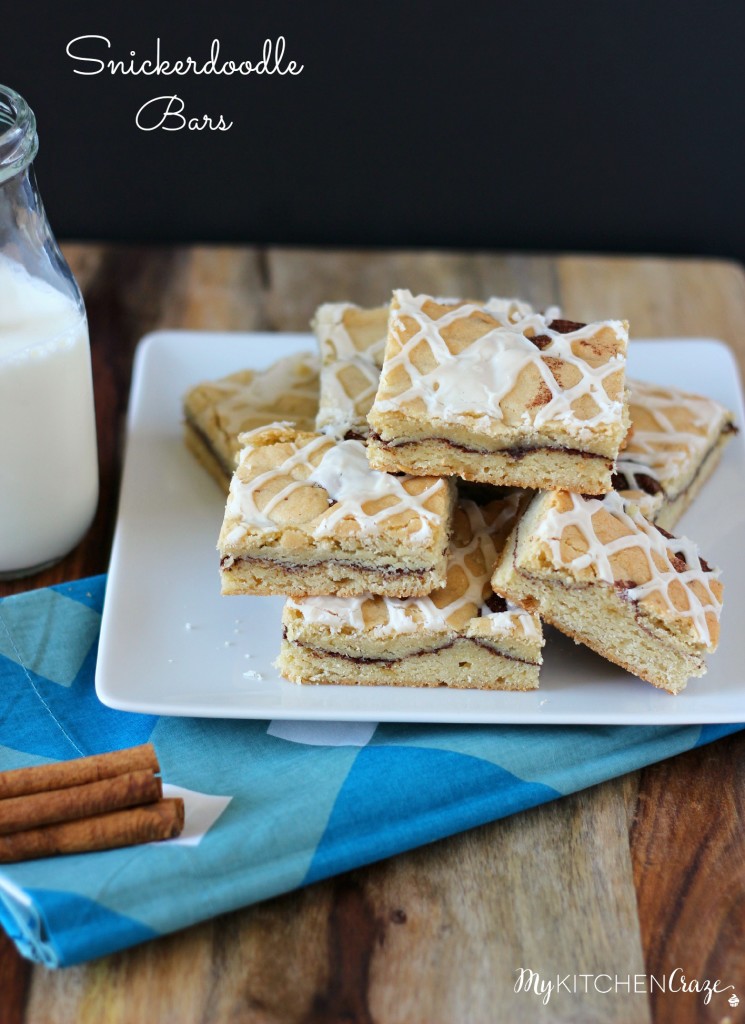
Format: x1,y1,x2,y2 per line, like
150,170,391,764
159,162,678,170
220,424,452,549
369,290,629,443
523,490,722,650
313,302,389,438
311,302,389,365
184,353,319,461
614,378,734,515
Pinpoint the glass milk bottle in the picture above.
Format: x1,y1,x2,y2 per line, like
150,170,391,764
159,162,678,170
0,85,98,579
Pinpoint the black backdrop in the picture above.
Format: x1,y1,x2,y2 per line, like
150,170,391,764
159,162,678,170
3,0,744,260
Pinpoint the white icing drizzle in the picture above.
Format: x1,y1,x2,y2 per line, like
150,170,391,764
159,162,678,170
313,303,388,438
225,431,447,545
481,296,550,322
615,378,731,497
371,289,627,434
314,298,546,439
190,353,319,439
316,355,382,438
311,302,388,365
534,491,722,648
288,498,540,640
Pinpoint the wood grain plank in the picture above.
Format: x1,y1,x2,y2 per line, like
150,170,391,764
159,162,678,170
0,927,31,1024
556,255,745,348
264,248,561,330
63,244,107,294
363,777,650,1024
154,246,268,331
631,733,745,1024
23,888,335,1024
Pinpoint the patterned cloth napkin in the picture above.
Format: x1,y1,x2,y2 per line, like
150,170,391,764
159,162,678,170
0,576,741,967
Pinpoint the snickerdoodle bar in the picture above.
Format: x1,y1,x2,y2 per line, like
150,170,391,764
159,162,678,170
491,490,722,693
613,378,735,529
218,424,455,598
367,290,630,493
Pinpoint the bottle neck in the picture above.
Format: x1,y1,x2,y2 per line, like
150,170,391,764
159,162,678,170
0,86,38,186
0,85,80,308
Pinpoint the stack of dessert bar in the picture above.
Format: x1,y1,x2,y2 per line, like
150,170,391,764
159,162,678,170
185,290,735,694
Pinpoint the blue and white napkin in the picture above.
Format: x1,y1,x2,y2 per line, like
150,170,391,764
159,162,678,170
0,576,740,967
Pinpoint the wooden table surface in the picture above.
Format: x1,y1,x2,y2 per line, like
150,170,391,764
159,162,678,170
1,246,744,1024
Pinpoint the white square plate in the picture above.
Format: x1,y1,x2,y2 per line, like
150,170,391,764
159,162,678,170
96,332,745,724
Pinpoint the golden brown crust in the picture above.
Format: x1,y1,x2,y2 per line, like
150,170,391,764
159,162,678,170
367,435,614,493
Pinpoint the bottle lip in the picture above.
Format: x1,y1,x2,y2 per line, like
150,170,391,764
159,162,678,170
0,85,39,184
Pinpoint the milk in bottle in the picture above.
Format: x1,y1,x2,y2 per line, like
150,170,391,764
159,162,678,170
0,255,98,574
0,84,98,578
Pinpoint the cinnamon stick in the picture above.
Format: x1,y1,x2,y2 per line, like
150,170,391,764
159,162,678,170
0,769,163,835
0,744,159,800
0,798,185,863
